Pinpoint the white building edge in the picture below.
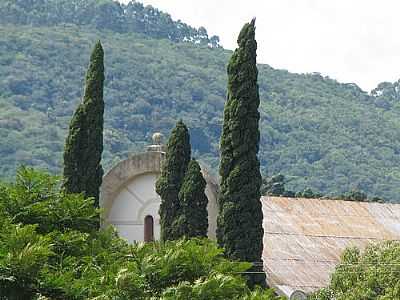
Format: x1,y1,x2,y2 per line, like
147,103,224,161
99,134,400,299
100,134,219,243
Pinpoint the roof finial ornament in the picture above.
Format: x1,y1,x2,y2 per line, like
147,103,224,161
152,132,164,145
147,132,166,152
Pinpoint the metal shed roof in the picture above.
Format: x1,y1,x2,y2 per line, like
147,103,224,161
261,196,400,297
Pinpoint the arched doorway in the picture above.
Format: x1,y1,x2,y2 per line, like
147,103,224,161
144,215,154,242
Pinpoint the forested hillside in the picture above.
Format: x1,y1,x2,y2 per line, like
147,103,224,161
2,0,400,201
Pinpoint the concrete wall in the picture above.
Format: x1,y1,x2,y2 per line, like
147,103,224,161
107,173,161,242
100,150,219,243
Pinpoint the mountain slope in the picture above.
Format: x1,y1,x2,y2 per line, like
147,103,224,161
1,1,400,201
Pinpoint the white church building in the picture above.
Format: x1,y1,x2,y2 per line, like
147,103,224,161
99,133,400,299
99,133,219,243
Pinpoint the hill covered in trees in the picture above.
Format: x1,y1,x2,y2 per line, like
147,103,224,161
1,0,400,201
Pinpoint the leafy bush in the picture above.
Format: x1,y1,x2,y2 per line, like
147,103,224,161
309,241,400,300
0,168,282,299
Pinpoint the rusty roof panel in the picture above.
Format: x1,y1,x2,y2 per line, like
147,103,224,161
262,196,400,297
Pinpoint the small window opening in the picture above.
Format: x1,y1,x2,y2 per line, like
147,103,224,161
144,215,154,242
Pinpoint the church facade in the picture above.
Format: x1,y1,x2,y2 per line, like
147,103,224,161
99,134,400,299
99,134,219,243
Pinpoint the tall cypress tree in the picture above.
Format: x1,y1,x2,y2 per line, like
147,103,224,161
217,19,265,286
175,159,208,238
156,120,191,241
63,41,105,208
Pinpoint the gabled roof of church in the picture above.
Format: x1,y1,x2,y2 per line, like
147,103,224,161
261,196,400,297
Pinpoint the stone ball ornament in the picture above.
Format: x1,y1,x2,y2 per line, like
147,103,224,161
152,132,164,145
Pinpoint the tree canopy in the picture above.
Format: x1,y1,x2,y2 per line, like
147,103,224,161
176,158,209,238
63,40,104,207
0,167,282,300
1,1,400,201
0,0,221,48
156,120,191,241
309,241,400,300
218,19,265,286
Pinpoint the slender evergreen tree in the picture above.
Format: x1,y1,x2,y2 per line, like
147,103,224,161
156,120,191,241
175,159,208,238
63,41,105,208
217,19,265,286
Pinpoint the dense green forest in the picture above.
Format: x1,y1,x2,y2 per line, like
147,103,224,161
0,0,220,47
2,0,400,201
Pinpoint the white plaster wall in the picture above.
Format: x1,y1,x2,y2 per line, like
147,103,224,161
107,173,160,243
101,151,219,243
114,224,143,242
205,180,218,240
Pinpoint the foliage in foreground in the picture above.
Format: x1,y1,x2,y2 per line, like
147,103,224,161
63,41,104,207
176,158,209,239
309,241,400,300
156,120,191,241
0,168,282,300
157,121,209,241
218,19,265,286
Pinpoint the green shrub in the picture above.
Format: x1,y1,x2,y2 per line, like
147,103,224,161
309,241,400,300
0,168,282,299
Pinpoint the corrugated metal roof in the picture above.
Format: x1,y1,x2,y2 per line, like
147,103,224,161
261,196,400,297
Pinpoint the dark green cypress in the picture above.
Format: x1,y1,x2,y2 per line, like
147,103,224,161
217,19,265,286
175,159,208,238
156,120,191,241
63,41,105,208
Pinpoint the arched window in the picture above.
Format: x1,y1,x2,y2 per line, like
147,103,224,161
144,215,154,242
